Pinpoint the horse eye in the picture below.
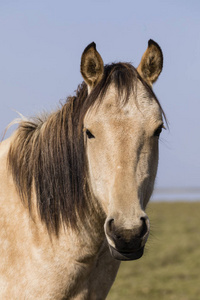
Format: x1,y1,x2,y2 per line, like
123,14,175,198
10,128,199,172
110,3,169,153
154,125,163,137
86,129,95,139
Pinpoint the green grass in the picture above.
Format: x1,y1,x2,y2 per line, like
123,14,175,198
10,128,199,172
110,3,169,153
107,202,200,300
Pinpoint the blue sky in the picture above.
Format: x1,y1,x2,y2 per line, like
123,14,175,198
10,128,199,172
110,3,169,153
1,0,200,189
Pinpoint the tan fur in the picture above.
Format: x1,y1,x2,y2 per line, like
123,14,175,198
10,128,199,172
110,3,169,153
0,41,164,299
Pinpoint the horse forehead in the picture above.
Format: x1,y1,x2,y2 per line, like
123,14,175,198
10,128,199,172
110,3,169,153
86,84,162,126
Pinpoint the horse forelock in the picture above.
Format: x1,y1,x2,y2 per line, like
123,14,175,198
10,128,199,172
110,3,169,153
79,63,166,124
7,63,166,235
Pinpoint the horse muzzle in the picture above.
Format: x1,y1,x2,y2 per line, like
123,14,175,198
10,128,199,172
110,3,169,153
105,216,150,261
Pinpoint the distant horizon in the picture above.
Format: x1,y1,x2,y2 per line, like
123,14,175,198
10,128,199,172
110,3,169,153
152,186,200,202
154,186,200,192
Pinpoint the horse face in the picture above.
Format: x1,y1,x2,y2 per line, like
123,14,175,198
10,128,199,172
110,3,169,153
84,82,163,260
81,41,164,260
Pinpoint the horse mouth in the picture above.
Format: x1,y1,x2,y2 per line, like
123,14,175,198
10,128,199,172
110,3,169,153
108,245,144,261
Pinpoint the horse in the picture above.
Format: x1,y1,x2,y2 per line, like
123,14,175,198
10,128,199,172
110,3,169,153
0,40,165,299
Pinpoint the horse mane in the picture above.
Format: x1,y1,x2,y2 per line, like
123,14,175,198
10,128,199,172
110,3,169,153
7,63,166,235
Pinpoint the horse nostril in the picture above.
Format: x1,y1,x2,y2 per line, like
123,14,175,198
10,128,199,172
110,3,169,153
106,218,114,236
140,217,148,238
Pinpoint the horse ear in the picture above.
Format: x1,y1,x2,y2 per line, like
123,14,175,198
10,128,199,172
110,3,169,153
81,42,104,91
137,39,163,86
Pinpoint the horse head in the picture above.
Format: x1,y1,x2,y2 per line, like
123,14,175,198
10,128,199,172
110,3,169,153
81,41,164,260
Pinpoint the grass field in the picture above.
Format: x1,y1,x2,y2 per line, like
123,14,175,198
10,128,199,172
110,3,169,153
107,202,200,300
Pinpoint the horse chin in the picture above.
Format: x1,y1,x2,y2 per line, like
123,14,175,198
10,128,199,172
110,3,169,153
108,245,144,261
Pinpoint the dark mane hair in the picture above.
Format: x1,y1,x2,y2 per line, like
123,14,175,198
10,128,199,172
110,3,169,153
8,63,166,235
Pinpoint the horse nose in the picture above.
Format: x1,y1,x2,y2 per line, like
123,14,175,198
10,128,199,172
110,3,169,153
105,216,150,253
